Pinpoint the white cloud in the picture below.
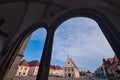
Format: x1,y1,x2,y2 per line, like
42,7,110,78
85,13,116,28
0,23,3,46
29,17,114,72
51,17,114,72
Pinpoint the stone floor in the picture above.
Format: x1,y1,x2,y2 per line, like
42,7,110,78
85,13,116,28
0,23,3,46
13,76,108,80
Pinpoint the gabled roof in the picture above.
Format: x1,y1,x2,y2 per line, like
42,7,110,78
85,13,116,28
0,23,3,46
107,58,113,64
55,66,63,70
50,65,55,69
107,55,119,64
20,59,29,66
28,60,39,66
113,55,119,63
64,56,79,70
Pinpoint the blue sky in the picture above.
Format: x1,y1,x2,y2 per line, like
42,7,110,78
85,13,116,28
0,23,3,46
24,28,46,61
24,17,114,72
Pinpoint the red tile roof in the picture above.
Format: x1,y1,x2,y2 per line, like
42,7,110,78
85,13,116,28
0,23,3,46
107,58,113,64
107,55,119,64
20,59,29,66
28,60,39,66
50,65,55,69
55,66,63,70
50,65,63,70
113,55,119,63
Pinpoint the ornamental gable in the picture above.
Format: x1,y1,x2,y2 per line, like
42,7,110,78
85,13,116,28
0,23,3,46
64,56,78,70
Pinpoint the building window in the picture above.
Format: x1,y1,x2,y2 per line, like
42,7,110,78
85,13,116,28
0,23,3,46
23,73,26,75
24,68,27,70
72,69,73,71
65,69,66,71
68,69,70,71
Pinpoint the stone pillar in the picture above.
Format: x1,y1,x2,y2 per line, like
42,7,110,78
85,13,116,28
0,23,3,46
3,35,31,80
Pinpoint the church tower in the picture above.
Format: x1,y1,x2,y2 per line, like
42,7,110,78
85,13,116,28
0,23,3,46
63,55,80,78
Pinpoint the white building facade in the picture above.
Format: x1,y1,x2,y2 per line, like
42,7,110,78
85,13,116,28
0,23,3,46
16,60,30,76
63,56,80,78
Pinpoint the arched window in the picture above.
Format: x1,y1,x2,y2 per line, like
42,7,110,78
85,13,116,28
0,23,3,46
49,17,115,79
5,28,47,80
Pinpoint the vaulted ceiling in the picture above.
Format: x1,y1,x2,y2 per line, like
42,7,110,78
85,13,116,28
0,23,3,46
0,0,120,80
0,0,120,62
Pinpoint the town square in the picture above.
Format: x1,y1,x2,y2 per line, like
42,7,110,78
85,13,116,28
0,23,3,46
0,1,120,80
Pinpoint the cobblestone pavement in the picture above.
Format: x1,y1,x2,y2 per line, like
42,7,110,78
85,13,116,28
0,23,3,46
93,77,108,80
14,76,108,80
49,76,107,80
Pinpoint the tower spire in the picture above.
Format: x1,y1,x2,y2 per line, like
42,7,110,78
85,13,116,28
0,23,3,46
67,55,70,59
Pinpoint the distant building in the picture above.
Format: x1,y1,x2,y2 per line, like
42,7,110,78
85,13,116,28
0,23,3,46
106,55,120,78
86,70,92,76
16,59,64,77
28,60,39,76
80,71,86,76
49,65,63,77
16,59,30,76
94,63,107,77
63,56,80,78
96,55,120,79
101,64,107,77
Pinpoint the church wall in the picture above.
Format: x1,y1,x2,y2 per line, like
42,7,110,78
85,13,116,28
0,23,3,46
74,68,80,78
63,56,80,78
